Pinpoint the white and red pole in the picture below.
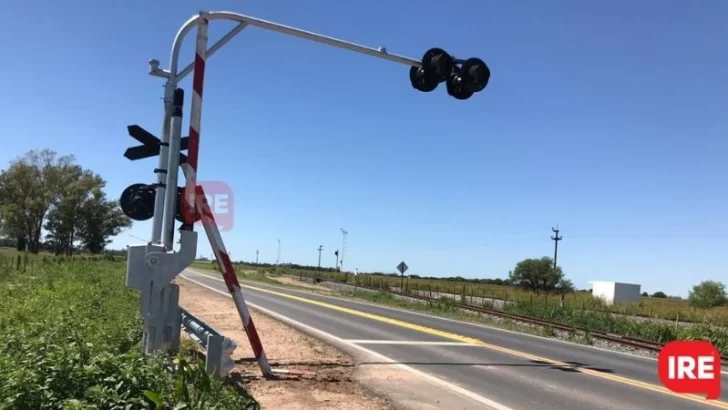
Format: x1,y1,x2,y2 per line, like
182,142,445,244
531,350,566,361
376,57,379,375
180,15,272,378
194,186,272,376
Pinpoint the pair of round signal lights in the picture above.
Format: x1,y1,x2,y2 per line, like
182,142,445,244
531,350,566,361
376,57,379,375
119,183,200,223
409,48,490,100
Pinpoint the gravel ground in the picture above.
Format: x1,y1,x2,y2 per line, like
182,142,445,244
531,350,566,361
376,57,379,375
176,276,395,410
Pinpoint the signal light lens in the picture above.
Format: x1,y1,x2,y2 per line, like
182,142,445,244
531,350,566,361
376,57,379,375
120,183,156,221
409,66,439,92
422,48,454,83
446,66,475,101
460,57,490,93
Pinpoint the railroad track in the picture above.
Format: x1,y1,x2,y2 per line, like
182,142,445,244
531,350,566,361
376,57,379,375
381,288,728,363
382,288,659,346
304,277,728,363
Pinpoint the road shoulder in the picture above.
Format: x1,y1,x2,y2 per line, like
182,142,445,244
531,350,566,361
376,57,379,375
179,273,511,410
175,276,394,410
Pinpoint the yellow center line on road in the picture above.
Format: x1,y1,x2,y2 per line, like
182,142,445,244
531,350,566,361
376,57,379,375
184,270,728,408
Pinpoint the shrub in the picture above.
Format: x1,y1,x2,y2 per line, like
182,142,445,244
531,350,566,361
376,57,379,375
688,281,727,309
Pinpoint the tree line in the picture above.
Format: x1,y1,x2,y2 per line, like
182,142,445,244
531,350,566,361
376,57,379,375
0,149,132,255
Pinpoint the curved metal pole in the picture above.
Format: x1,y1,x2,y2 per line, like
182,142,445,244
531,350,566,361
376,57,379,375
155,11,425,248
168,11,421,78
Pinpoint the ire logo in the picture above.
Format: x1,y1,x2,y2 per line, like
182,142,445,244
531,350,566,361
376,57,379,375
658,340,721,400
182,181,234,231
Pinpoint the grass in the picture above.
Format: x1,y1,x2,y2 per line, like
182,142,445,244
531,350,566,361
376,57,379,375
0,254,258,409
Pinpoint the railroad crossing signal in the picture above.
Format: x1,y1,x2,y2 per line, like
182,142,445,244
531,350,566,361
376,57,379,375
409,48,490,100
124,124,189,164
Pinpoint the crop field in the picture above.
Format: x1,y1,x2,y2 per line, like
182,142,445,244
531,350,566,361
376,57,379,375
0,252,257,409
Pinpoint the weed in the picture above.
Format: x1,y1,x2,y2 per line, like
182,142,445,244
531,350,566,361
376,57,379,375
0,258,257,409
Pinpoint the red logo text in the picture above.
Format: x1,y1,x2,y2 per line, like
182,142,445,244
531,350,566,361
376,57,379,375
658,341,721,400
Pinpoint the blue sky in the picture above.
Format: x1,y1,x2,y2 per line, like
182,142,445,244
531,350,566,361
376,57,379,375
2,1,726,297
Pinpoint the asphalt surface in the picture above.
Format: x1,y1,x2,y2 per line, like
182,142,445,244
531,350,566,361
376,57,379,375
182,269,728,410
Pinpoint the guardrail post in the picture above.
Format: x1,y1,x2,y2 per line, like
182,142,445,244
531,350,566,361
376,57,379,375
179,308,239,379
206,334,223,378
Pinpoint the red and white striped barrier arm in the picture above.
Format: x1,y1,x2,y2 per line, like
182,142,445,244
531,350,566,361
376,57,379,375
180,15,272,378
181,14,207,228
195,186,272,377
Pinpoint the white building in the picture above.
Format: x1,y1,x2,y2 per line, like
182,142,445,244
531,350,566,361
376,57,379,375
589,281,642,305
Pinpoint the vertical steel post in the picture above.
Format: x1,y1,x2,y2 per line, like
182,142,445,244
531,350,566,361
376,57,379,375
163,89,185,247
150,83,175,244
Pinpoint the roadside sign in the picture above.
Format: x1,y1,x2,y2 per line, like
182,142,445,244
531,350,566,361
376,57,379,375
397,261,408,275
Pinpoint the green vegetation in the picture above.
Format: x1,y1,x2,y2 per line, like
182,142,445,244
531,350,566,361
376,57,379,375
507,257,573,294
0,255,258,409
688,281,728,309
504,294,728,355
0,149,130,256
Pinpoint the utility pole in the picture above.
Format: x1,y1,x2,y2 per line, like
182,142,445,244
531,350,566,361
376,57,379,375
276,239,281,265
255,249,259,264
340,228,348,282
551,225,562,271
334,250,339,272
317,245,323,269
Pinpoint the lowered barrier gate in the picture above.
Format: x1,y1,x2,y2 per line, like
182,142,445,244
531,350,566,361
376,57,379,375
180,308,237,379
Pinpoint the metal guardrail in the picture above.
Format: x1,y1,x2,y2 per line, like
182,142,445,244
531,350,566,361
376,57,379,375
180,308,237,379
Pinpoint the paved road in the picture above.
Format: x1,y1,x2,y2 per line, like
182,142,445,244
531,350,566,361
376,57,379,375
181,269,728,410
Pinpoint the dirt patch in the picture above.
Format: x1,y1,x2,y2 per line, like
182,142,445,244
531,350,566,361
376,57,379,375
267,275,333,293
175,277,393,410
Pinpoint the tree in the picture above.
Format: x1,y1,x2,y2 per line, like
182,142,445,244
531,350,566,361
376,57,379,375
0,149,74,253
651,291,667,298
641,292,648,297
43,165,99,255
0,149,132,255
687,281,727,309
76,189,131,254
508,256,572,294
